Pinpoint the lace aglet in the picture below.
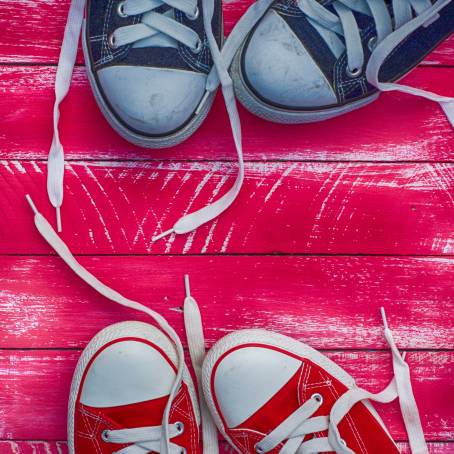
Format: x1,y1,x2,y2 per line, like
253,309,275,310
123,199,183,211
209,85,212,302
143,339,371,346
56,207,62,233
25,194,39,215
152,228,175,242
184,274,191,298
380,307,389,330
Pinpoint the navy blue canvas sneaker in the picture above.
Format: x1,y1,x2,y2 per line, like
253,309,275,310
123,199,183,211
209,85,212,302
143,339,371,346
46,0,245,240
81,0,223,147
228,0,454,125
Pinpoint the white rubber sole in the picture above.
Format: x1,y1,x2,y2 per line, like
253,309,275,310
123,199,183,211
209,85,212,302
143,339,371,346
202,329,396,453
82,20,216,149
67,321,199,454
231,44,380,125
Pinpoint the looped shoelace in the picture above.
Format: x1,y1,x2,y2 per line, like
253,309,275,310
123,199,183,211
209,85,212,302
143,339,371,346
25,194,219,454
102,423,186,453
254,308,428,454
48,0,244,240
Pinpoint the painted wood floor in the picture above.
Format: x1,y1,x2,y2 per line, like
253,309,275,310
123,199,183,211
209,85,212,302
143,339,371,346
0,1,453,452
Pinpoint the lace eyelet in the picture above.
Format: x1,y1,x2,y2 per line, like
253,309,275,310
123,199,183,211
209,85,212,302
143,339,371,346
108,33,118,49
117,1,128,17
101,429,110,442
186,6,199,20
254,443,265,453
341,438,348,447
311,393,323,405
346,66,362,78
368,36,377,52
191,39,203,54
175,421,185,434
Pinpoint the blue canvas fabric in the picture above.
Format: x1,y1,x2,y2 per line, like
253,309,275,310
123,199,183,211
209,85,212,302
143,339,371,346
240,0,454,110
85,0,223,74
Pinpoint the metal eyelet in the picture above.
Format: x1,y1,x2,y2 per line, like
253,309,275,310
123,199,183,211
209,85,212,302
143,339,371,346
101,429,110,442
368,36,377,52
191,38,203,54
175,421,185,434
186,6,199,20
341,438,348,447
254,443,265,453
108,33,118,49
311,393,323,405
117,1,128,17
346,66,362,78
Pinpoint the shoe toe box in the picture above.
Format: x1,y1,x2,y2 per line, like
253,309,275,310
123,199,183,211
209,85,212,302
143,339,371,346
212,345,301,428
97,66,207,136
242,10,337,109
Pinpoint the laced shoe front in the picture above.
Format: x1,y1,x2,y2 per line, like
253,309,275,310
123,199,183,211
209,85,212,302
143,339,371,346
82,0,222,144
70,321,201,453
202,311,429,454
227,0,454,125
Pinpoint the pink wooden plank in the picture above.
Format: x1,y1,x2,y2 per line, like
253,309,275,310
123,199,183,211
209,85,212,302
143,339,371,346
0,350,452,441
1,161,453,255
0,0,452,65
0,441,450,454
1,256,453,350
0,442,450,454
1,66,453,161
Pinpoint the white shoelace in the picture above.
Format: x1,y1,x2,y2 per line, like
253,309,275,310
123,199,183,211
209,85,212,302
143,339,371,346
254,308,428,454
102,424,186,453
213,0,454,126
48,0,244,240
25,194,219,454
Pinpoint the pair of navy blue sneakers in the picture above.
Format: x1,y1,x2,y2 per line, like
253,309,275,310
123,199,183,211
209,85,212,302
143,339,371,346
47,0,453,237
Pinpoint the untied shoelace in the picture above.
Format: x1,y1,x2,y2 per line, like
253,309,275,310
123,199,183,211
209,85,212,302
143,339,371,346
25,194,218,454
48,0,244,241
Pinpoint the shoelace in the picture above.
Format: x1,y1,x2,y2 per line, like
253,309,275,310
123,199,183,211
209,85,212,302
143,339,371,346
254,308,428,454
25,194,219,454
49,0,244,240
102,423,186,453
213,0,454,128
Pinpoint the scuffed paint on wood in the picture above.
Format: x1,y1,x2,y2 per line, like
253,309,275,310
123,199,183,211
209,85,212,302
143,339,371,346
1,161,453,255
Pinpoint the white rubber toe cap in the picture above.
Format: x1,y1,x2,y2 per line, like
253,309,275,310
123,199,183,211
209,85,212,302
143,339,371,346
213,346,301,428
243,10,337,109
79,324,176,408
97,66,207,135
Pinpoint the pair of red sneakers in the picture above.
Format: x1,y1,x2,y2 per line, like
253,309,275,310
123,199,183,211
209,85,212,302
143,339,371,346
27,196,428,454
70,314,425,454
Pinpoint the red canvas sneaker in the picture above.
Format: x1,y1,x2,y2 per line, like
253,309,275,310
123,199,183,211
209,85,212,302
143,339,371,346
202,310,428,454
69,321,201,453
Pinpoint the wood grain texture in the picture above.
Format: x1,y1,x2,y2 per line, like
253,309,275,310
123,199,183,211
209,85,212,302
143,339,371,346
0,442,451,454
1,66,453,161
0,350,452,441
1,256,453,350
2,161,453,255
0,0,452,64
